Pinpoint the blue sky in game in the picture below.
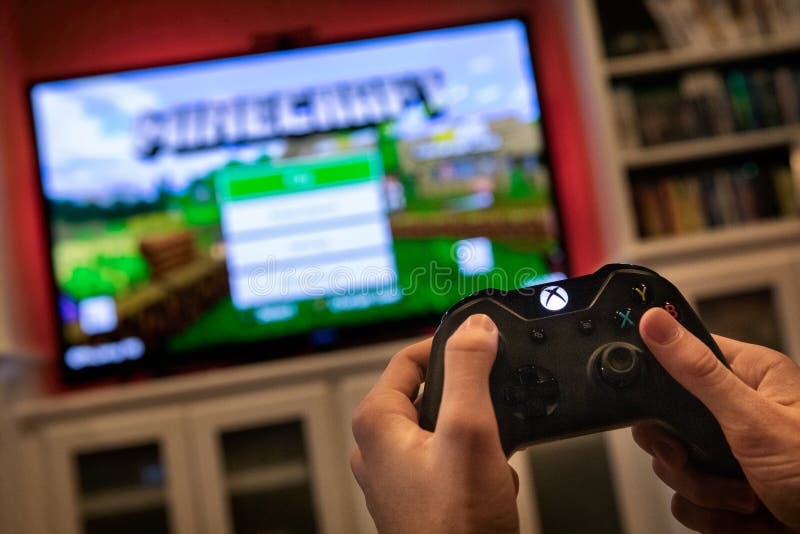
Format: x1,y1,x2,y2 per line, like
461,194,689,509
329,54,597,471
31,19,542,203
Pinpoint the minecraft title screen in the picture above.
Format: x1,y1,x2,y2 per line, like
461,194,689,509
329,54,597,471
31,20,565,372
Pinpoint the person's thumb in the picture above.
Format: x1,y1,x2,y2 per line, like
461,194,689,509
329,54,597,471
640,307,761,431
436,314,501,453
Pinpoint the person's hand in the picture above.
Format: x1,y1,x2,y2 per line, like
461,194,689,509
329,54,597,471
350,314,519,533
633,307,800,533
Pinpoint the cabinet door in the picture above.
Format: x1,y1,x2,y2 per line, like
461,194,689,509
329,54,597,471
665,253,800,361
41,407,197,534
189,382,352,534
337,371,543,534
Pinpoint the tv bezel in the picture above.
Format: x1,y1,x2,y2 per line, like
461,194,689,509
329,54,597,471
27,14,570,385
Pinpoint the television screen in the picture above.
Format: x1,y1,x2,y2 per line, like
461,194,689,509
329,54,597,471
30,18,567,380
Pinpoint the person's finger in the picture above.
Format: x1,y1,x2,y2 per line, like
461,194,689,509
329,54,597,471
652,457,760,514
509,465,519,496
436,314,501,453
350,446,365,488
631,422,690,474
670,494,773,533
351,339,432,453
373,337,432,402
639,308,766,431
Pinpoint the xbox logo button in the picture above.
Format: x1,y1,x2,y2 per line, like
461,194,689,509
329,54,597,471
540,285,569,311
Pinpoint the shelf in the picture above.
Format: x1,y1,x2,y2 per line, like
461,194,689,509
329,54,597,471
227,460,308,496
621,125,800,169
82,486,165,518
631,218,800,262
606,34,800,78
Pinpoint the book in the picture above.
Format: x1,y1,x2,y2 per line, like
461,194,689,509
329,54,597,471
681,175,708,231
700,171,725,226
658,177,685,233
730,164,761,221
773,67,800,124
747,69,783,127
612,86,641,148
645,0,692,49
713,168,741,224
633,182,667,236
772,166,799,216
680,70,736,135
726,70,758,130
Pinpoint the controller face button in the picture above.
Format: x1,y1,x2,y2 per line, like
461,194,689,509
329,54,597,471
578,318,594,335
613,308,635,330
529,328,546,343
598,343,641,388
662,302,682,321
631,283,653,305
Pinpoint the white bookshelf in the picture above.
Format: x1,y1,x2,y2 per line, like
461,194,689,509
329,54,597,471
606,34,800,78
561,5,800,533
632,217,800,262
567,0,800,265
623,124,800,169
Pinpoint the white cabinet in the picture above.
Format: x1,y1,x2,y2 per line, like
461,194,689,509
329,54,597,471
22,381,357,534
41,408,197,534
189,383,352,534
13,338,414,534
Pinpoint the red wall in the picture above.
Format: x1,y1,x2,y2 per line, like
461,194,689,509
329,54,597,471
1,0,604,374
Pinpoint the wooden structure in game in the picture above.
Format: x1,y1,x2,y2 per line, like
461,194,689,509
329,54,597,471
66,232,229,349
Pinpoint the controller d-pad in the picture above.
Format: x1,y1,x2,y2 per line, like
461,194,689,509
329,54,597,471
503,366,559,417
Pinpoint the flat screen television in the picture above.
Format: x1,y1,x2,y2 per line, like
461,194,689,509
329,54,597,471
29,18,568,383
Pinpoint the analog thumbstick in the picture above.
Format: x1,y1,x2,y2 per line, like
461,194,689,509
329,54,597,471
597,343,641,388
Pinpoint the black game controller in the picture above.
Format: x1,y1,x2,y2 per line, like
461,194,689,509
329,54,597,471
419,264,743,478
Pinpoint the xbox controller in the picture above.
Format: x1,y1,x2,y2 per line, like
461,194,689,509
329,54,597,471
419,263,743,478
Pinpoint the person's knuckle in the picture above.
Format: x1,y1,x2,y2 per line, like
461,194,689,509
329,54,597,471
684,343,724,384
681,474,708,506
439,411,495,445
445,327,496,355
351,398,380,444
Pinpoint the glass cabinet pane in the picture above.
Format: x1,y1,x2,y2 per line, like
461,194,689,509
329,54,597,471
697,287,784,352
219,420,318,534
76,443,170,534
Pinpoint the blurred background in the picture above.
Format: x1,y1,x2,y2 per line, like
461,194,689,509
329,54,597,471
0,1,798,533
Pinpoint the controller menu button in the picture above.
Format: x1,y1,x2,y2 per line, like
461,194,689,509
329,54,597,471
597,343,642,388
631,283,653,305
578,319,594,335
529,328,546,343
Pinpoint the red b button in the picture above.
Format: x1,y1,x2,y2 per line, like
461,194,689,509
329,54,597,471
662,302,681,322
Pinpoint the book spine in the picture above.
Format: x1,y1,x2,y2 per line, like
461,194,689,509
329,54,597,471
726,70,758,130
773,67,800,124
713,168,741,224
772,166,799,216
612,86,641,148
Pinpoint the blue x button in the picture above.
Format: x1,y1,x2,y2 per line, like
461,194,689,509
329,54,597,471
615,308,635,330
